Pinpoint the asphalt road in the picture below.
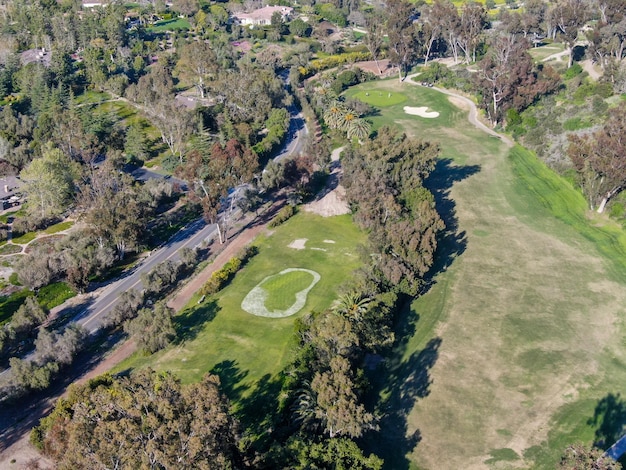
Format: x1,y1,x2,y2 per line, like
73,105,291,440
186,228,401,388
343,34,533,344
275,104,308,161
80,218,218,333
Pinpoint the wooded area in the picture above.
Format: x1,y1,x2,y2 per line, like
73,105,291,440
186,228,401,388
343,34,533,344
0,0,624,467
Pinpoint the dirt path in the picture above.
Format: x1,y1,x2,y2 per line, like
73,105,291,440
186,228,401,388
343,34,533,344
405,74,515,148
303,146,350,218
581,59,602,81
0,198,286,469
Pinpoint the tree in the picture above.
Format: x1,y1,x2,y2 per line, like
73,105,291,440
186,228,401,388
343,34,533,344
104,288,144,328
456,1,487,64
475,34,560,126
20,145,80,220
124,302,175,353
290,18,311,37
346,118,371,141
11,297,46,336
568,106,626,213
311,356,377,438
559,444,621,469
179,139,258,243
175,41,218,99
333,292,371,322
80,166,148,258
419,3,444,64
430,0,461,64
342,127,444,293
287,437,383,470
34,369,241,469
554,0,589,68
364,13,385,74
171,0,199,17
386,0,419,81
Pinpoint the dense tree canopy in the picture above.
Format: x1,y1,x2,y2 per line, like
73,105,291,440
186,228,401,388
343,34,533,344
342,127,444,294
33,369,241,469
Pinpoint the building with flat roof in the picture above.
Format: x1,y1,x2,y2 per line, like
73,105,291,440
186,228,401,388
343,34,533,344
233,6,293,26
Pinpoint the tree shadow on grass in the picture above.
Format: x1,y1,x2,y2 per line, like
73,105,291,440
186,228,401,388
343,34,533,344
423,157,481,290
589,393,626,452
236,373,285,453
210,359,249,403
365,337,442,469
173,298,219,343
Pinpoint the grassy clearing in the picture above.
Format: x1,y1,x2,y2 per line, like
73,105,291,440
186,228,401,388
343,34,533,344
37,282,76,312
114,213,365,396
11,232,37,245
348,79,626,469
147,18,191,33
43,221,74,234
351,89,408,107
528,43,566,62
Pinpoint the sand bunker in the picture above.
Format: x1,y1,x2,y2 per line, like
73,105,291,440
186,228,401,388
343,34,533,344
323,240,336,244
404,106,440,118
288,238,307,250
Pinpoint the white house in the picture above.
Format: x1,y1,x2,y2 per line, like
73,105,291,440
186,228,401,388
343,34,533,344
233,6,294,26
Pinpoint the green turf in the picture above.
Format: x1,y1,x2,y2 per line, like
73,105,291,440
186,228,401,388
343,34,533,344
11,232,37,245
346,79,626,469
528,43,566,62
43,221,74,235
351,89,408,107
37,282,76,312
147,18,191,33
260,269,316,311
114,212,366,396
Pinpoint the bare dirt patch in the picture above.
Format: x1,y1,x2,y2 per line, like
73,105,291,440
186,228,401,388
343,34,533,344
304,185,350,217
304,147,350,217
288,238,307,250
404,106,440,118
447,95,470,111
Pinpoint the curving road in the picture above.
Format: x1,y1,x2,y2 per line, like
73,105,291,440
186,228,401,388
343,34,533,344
405,73,515,148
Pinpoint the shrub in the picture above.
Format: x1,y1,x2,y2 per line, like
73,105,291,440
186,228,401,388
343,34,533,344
563,63,582,80
268,204,297,228
309,52,372,73
199,245,258,296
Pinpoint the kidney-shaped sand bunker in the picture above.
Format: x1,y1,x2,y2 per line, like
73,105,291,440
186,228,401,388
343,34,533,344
241,268,321,318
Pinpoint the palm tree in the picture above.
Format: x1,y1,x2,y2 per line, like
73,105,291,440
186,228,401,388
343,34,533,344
346,118,371,142
323,101,347,130
339,109,357,131
332,292,372,322
292,382,321,432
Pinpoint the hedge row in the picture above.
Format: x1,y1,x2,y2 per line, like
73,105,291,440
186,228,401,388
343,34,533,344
300,51,373,76
199,245,258,296
268,205,297,228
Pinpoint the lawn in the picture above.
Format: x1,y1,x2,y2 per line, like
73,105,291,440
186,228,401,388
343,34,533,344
114,212,366,408
347,79,626,469
528,43,566,62
147,18,191,33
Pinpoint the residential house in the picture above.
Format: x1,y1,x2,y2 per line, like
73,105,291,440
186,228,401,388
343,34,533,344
233,6,294,27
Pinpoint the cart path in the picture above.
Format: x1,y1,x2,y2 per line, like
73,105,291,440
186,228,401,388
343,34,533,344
405,73,515,148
